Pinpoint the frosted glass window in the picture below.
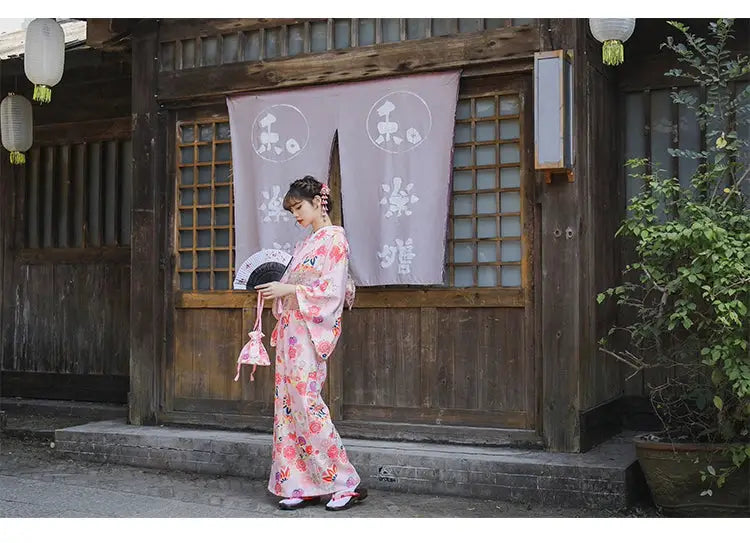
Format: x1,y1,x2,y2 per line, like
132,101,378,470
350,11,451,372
311,22,328,52
501,240,521,262
476,145,497,166
477,193,497,214
453,219,473,239
452,171,473,191
454,123,472,143
501,266,521,287
454,243,474,263
478,267,497,287
477,218,497,238
500,167,520,188
501,216,521,237
501,192,521,213
477,170,496,190
334,20,351,49
454,268,474,287
499,96,520,116
500,120,520,139
500,144,520,164
287,25,305,56
382,19,400,42
476,98,495,118
477,242,497,262
453,195,473,215
476,121,496,141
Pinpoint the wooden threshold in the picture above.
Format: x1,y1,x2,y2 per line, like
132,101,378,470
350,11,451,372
159,409,542,448
175,288,525,309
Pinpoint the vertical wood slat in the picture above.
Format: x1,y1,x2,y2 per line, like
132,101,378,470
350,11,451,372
104,140,119,245
58,145,71,248
27,148,41,248
88,143,103,247
42,146,55,248
419,307,438,407
120,140,133,246
73,144,87,248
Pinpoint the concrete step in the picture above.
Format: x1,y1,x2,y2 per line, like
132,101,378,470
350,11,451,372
55,420,645,510
0,398,127,440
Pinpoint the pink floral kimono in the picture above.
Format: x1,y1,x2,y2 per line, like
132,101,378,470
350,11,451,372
268,225,360,498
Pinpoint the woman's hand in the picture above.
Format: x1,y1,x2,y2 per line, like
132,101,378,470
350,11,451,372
254,281,296,300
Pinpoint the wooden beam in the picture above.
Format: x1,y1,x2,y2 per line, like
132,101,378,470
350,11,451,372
129,20,166,426
34,118,132,146
157,25,539,102
174,288,526,309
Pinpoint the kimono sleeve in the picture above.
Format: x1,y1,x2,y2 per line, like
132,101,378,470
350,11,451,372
294,233,349,360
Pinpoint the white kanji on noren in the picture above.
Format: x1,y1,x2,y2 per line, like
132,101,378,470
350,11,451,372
380,177,419,218
366,91,432,154
252,104,310,163
259,185,290,223
378,238,416,275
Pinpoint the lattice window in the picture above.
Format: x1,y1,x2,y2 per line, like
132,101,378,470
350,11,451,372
160,19,537,72
24,140,133,249
448,91,524,287
176,120,234,291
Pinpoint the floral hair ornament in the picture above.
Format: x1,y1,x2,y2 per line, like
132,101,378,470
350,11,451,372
320,183,330,215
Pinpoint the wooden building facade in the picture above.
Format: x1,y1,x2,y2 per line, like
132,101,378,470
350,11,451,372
3,18,742,453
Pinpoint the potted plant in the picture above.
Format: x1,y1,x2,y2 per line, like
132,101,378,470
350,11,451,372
599,18,750,516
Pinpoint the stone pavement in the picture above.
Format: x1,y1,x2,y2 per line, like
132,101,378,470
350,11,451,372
0,436,657,518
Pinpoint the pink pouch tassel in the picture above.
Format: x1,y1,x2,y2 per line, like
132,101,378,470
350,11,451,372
234,293,271,382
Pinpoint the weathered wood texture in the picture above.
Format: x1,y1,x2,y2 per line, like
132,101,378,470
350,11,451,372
0,50,133,402
157,25,539,102
578,39,627,414
170,306,533,430
0,49,131,125
1,262,130,377
129,21,167,425
539,19,582,452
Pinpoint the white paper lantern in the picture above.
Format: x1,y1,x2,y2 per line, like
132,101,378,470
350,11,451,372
589,19,636,66
1,94,33,165
24,18,65,103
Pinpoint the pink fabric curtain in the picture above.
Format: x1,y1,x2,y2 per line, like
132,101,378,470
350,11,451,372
337,72,460,285
227,86,340,271
227,71,460,286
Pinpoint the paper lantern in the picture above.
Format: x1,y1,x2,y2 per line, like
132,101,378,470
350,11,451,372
1,94,33,165
589,19,636,66
24,18,65,103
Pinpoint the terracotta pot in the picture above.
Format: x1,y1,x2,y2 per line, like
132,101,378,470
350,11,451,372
635,435,749,516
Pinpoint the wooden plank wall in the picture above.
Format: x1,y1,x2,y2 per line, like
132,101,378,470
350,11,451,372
170,305,531,430
0,49,133,402
578,32,626,413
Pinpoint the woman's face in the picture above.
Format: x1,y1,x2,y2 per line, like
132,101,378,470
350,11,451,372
288,197,321,228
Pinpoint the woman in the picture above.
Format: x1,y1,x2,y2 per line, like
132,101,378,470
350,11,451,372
255,175,366,512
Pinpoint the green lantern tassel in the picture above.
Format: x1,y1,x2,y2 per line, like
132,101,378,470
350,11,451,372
602,39,625,66
10,151,26,165
32,84,52,104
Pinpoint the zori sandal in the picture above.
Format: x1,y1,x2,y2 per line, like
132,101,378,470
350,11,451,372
278,496,321,510
325,488,368,511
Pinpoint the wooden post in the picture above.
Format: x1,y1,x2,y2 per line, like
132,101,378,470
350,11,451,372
539,19,582,452
129,20,166,425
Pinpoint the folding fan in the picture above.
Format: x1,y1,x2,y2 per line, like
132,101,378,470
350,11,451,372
233,249,293,290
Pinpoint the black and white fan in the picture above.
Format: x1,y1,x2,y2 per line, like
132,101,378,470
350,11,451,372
233,249,293,290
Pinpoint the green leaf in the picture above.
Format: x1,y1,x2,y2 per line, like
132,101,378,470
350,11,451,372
713,396,724,410
597,293,606,304
707,465,717,476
